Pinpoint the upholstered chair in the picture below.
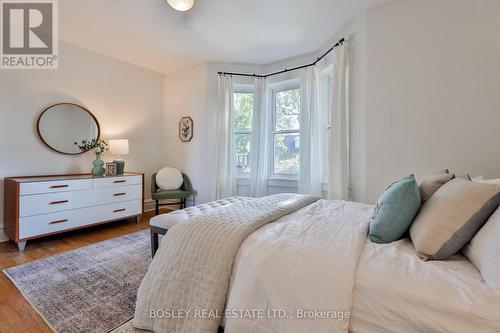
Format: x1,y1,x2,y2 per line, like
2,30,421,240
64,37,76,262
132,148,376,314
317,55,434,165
151,172,193,215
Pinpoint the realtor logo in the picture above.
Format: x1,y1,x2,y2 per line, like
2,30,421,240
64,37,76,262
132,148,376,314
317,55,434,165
1,0,58,69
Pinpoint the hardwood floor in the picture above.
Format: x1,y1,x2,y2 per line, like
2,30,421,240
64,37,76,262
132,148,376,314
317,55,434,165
0,209,170,333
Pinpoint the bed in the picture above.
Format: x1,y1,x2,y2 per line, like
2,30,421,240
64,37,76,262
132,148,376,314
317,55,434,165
126,195,500,333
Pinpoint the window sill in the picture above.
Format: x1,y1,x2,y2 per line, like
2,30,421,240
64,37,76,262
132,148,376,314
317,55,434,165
268,178,298,189
236,177,298,189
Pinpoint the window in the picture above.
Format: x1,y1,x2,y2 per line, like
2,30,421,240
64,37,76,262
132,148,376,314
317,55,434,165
234,89,254,175
272,86,301,176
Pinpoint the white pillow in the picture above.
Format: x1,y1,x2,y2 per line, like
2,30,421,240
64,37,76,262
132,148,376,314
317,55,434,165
156,167,184,190
464,206,500,292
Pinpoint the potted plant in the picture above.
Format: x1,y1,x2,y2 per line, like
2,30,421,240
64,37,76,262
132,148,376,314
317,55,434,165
75,139,109,176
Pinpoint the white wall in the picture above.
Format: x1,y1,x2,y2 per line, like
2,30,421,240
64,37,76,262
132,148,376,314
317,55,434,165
0,41,166,241
163,63,211,204
341,0,500,203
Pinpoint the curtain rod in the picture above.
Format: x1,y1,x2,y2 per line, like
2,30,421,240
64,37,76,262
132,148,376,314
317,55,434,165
218,38,345,79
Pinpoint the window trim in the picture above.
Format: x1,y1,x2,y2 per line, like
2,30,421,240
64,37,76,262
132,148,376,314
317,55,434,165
234,84,255,178
269,80,301,179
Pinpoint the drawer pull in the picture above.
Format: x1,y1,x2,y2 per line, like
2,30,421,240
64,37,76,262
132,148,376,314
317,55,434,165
113,208,126,213
49,219,68,225
113,180,126,184
113,192,127,196
50,184,69,189
49,200,69,205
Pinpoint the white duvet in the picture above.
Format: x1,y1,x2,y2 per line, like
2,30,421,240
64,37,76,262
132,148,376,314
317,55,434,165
224,199,373,333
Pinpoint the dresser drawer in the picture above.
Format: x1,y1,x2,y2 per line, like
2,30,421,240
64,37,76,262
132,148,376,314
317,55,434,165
19,185,142,217
20,179,92,196
18,200,142,239
93,184,142,205
20,190,92,217
93,175,142,189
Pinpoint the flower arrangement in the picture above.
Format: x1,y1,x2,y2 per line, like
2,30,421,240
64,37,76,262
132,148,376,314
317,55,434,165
74,138,109,154
74,139,109,176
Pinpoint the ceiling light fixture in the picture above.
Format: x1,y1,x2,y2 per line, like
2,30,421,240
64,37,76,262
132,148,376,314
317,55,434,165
166,0,194,11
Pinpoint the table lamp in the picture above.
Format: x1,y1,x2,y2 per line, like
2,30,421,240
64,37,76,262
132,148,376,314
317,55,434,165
109,139,129,174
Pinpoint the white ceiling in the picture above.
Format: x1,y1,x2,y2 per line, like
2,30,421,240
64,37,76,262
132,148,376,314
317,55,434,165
59,0,391,74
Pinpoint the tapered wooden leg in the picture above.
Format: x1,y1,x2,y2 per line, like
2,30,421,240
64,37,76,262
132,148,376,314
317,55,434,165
155,200,159,215
135,215,141,223
17,241,26,251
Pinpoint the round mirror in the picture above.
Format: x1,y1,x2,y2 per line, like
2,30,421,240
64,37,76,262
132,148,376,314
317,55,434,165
37,103,100,155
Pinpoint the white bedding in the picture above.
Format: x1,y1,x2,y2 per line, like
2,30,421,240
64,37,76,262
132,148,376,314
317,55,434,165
351,239,500,333
224,199,374,333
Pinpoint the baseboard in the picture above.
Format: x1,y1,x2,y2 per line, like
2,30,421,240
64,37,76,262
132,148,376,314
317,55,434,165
144,199,156,212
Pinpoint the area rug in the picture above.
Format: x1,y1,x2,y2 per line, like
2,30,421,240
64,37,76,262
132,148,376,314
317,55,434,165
3,230,151,333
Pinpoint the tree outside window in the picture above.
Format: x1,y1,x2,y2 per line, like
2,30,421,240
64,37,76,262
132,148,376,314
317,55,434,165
273,87,300,175
234,92,254,175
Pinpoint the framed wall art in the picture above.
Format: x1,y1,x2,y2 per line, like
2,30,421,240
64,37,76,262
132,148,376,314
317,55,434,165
179,116,193,142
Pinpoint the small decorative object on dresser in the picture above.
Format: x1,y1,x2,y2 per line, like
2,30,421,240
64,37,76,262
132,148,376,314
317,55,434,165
75,139,109,176
179,116,193,142
106,162,117,176
109,139,129,174
3,173,144,251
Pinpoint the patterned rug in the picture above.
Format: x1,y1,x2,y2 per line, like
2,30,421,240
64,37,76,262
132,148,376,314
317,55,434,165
3,230,151,333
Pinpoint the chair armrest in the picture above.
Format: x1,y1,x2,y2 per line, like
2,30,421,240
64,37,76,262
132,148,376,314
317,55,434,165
181,173,194,194
151,173,159,195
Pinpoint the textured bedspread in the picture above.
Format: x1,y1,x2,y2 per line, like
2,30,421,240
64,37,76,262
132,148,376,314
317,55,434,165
133,194,319,333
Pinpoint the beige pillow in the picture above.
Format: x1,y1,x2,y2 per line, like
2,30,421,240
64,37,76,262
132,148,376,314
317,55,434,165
419,173,455,203
410,178,500,260
463,207,500,291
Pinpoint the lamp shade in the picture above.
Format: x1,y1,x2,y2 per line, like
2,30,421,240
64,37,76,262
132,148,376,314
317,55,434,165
166,0,194,11
109,139,129,156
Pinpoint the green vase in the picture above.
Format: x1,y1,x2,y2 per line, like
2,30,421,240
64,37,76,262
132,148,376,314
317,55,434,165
92,152,106,176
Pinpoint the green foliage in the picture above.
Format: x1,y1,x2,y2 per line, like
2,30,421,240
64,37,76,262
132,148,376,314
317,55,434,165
234,93,254,173
232,88,301,175
274,89,300,174
275,88,300,131
234,93,253,131
75,138,109,154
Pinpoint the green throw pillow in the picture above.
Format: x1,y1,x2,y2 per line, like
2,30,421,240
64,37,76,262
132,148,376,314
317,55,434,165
369,174,421,244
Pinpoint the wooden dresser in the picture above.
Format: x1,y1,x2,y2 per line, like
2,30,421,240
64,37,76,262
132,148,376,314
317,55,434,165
3,173,144,250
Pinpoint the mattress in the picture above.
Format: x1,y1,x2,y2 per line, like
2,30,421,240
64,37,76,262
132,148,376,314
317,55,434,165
350,239,500,333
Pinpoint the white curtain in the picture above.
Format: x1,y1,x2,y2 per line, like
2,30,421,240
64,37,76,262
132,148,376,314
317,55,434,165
215,75,237,199
328,42,351,200
250,77,270,197
298,67,324,196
